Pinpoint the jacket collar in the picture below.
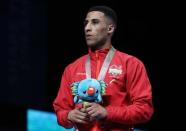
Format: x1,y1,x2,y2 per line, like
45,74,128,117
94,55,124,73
88,46,112,60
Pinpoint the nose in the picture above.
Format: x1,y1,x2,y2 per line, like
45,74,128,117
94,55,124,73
85,23,91,32
87,87,95,96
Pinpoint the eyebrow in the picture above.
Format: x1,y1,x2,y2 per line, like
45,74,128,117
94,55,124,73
84,18,100,23
91,18,100,22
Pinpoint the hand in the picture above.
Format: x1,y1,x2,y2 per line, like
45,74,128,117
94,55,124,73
67,108,89,124
85,103,107,120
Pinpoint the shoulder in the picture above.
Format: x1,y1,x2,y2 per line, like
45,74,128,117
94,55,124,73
64,54,87,72
115,49,145,66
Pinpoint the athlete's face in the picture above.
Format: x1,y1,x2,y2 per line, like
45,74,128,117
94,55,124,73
84,11,110,48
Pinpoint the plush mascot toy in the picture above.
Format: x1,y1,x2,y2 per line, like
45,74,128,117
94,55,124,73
71,78,106,108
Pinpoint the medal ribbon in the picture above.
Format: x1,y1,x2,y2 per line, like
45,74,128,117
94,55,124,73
85,47,116,80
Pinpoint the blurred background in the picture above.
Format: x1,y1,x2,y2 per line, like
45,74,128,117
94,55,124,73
1,0,182,130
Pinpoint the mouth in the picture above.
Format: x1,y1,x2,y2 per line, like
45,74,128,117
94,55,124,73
86,34,93,39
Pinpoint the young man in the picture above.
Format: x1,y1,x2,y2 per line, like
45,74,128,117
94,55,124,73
53,6,153,131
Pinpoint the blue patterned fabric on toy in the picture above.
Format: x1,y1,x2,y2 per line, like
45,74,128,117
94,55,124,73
71,78,106,104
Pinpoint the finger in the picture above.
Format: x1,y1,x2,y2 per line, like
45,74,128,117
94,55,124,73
68,110,88,123
79,108,86,113
75,114,88,121
90,111,100,118
87,108,96,115
76,110,88,117
74,109,85,115
72,114,89,123
86,106,95,112
75,118,89,124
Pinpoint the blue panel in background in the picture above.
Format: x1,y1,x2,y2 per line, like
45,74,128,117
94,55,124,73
27,109,146,131
27,109,74,131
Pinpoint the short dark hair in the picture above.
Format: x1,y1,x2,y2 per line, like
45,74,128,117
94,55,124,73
88,5,117,28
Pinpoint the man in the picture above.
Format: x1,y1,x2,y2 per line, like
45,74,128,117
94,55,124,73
53,6,153,131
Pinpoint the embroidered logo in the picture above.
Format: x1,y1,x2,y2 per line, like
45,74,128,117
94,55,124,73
76,72,86,75
109,65,123,77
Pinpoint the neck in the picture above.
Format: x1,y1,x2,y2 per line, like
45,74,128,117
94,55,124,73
90,39,112,51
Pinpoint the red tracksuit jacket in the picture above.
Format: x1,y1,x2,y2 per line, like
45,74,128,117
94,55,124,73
53,48,153,131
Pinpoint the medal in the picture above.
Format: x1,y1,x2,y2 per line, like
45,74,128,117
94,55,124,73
71,47,116,104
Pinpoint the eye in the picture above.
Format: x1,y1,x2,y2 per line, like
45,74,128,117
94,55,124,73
83,91,86,94
96,90,98,93
92,19,99,25
84,20,88,26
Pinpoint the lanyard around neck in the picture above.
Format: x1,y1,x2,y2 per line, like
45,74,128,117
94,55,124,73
85,47,116,80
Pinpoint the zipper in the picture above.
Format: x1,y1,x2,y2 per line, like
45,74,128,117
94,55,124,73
95,51,101,79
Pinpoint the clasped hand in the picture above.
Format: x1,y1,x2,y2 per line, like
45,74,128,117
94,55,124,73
67,103,107,124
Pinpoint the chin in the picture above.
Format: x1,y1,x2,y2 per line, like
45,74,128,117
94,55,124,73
87,42,96,48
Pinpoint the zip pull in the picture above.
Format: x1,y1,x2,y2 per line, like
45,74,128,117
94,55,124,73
95,51,99,59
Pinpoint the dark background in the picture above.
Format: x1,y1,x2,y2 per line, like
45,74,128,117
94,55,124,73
0,0,183,130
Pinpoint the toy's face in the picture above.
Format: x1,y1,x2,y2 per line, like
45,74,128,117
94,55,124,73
78,79,101,101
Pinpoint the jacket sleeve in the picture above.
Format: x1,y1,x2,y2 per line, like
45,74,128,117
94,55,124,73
53,66,74,128
105,57,154,125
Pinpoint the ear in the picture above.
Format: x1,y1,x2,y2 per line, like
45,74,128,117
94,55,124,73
71,82,79,95
98,80,107,95
74,96,78,103
107,24,115,35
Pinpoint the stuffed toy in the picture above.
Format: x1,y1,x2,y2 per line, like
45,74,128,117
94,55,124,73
71,78,106,108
